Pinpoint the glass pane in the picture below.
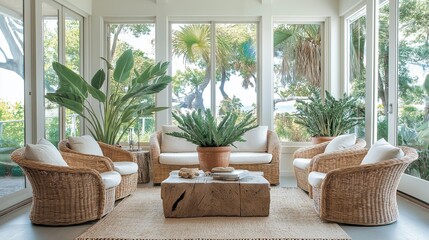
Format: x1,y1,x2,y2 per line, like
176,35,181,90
348,13,366,138
273,23,322,142
215,23,257,119
377,2,389,140
43,2,60,146
397,0,429,182
108,23,156,143
64,13,82,137
0,0,25,197
171,23,212,116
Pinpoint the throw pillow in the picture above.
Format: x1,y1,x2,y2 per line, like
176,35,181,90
361,138,404,165
232,126,268,152
324,134,357,153
161,125,198,153
68,135,104,156
24,138,68,166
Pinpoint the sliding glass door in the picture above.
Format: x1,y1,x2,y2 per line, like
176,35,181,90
0,0,26,202
394,0,429,202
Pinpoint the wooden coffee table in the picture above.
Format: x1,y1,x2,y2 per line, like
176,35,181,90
161,171,270,218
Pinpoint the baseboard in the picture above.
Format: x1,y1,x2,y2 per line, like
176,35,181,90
0,197,32,217
398,191,429,209
280,170,294,177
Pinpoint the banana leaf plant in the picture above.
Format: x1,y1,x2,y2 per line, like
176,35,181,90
45,49,172,144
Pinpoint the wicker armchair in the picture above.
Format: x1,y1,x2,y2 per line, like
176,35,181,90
58,140,138,200
310,146,418,226
293,138,366,195
150,130,281,185
11,148,116,226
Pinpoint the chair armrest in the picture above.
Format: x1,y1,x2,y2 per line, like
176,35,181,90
61,151,114,172
98,141,137,163
293,141,329,159
311,148,368,173
267,130,281,165
318,159,410,219
150,131,162,165
19,162,106,219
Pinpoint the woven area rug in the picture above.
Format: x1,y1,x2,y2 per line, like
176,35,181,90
76,187,351,240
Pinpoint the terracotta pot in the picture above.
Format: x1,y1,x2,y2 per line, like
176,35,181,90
197,146,231,172
311,136,335,145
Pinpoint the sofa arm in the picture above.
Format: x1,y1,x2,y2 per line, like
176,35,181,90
293,141,329,159
267,130,281,165
61,151,114,173
150,131,162,165
311,148,368,173
98,141,137,163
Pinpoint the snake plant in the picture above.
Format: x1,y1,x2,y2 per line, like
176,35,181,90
168,109,257,147
294,88,361,137
45,49,172,144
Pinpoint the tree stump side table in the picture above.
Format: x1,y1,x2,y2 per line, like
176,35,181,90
126,149,151,183
161,171,270,218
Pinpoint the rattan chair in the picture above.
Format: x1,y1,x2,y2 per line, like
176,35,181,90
293,138,366,195
11,148,116,226
310,146,418,226
150,130,281,185
58,140,138,200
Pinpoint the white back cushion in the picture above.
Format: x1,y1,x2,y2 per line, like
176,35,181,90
361,138,404,165
25,138,68,166
232,126,268,152
161,125,197,153
324,134,357,153
68,135,103,156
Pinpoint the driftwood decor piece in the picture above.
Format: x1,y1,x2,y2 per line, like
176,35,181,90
161,171,270,218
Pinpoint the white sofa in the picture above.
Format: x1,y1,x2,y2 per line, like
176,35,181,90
149,125,281,185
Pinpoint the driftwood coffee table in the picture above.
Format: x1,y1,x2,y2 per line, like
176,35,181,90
161,171,270,218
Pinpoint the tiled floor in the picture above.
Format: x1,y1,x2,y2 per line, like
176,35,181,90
0,176,428,240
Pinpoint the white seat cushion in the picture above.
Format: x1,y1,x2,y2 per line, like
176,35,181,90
361,138,404,165
159,152,272,165
100,171,121,189
25,138,68,167
113,162,138,175
293,158,311,170
159,152,199,165
324,134,357,153
229,152,272,164
232,126,268,152
308,171,327,188
161,125,198,153
68,135,103,156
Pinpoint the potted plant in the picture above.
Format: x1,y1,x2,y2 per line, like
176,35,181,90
294,88,361,144
167,109,257,171
45,49,172,145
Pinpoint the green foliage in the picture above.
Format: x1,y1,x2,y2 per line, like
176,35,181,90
45,49,172,145
168,109,257,147
274,112,310,142
294,88,361,137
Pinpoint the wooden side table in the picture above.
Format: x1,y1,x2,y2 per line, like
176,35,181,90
126,149,151,183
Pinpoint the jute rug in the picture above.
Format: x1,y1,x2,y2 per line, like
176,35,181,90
76,187,351,240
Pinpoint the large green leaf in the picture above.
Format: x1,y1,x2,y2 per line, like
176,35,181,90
113,49,134,83
52,62,88,98
91,69,106,89
45,93,84,115
86,83,106,102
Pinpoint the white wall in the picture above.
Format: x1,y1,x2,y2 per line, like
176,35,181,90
55,0,91,15
89,0,340,176
339,0,364,16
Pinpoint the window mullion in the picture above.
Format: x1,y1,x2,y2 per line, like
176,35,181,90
210,22,216,115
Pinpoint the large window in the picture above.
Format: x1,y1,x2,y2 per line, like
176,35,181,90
395,0,429,182
0,0,25,198
170,22,258,120
107,22,156,143
347,11,366,138
43,0,83,146
273,23,322,142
